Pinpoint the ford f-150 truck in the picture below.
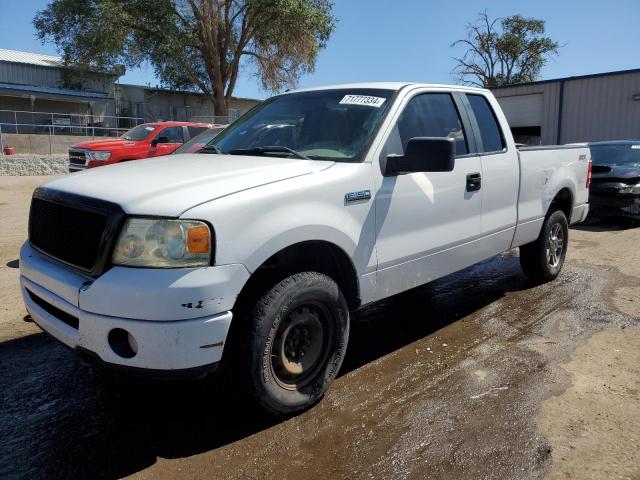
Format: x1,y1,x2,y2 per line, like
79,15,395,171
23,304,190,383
21,83,591,414
68,121,215,172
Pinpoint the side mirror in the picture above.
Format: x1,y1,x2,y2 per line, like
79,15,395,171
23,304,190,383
152,135,170,146
385,137,456,176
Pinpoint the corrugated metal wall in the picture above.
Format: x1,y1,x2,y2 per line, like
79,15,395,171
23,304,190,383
0,61,115,94
492,71,640,145
0,63,61,89
561,72,640,143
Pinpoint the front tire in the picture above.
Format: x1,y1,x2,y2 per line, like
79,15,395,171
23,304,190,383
520,209,569,282
246,272,349,415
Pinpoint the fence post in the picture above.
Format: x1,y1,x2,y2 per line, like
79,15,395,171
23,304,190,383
0,124,3,153
49,125,52,156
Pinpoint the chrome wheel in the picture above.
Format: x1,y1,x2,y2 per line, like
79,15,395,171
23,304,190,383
546,222,564,268
271,303,332,390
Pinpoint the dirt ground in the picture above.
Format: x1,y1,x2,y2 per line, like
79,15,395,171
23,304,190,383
1,175,639,480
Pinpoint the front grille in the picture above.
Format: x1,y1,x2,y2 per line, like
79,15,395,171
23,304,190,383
26,288,79,329
30,196,107,271
69,149,86,166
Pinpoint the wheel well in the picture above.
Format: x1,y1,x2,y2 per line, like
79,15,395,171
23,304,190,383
550,188,572,219
235,241,361,312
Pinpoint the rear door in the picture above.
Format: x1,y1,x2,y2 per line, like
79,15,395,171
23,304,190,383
373,90,484,298
463,93,519,253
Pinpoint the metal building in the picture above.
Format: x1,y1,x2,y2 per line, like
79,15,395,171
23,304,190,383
0,48,119,131
0,48,260,134
490,69,640,145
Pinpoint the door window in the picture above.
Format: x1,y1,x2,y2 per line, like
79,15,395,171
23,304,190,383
158,126,184,143
467,94,505,153
393,93,468,156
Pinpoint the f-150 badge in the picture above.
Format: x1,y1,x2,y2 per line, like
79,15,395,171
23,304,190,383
345,190,371,204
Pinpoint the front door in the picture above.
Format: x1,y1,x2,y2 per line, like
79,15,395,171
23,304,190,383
150,126,185,157
373,91,483,299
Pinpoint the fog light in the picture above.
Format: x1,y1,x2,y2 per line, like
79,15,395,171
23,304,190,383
108,328,137,359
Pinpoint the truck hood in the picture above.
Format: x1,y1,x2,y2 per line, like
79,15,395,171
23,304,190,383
43,153,334,216
71,138,141,150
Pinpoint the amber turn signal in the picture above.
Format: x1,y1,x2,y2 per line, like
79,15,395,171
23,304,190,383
187,225,211,254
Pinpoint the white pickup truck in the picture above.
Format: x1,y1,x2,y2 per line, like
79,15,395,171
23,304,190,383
20,83,591,414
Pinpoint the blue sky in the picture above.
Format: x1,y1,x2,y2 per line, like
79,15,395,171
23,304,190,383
1,0,638,100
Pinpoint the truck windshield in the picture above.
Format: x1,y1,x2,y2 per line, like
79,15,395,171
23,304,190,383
590,144,640,167
121,124,158,141
206,88,394,161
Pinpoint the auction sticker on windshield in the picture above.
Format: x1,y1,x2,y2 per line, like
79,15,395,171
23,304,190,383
339,95,386,108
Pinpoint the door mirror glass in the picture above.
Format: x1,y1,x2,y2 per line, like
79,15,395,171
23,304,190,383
385,137,455,176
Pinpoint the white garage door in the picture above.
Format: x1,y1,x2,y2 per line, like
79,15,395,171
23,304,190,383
496,93,543,128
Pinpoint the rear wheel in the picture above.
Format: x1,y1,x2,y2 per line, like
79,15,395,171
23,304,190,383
244,272,349,415
520,209,569,282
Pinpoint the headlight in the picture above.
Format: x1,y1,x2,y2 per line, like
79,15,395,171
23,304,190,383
87,150,111,161
112,218,212,268
619,184,640,195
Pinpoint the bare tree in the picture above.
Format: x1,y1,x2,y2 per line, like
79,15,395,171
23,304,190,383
452,10,559,87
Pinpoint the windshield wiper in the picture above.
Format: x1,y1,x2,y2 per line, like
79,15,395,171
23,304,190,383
200,144,222,154
228,146,310,160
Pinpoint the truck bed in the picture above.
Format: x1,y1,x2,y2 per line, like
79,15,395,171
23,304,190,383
512,144,590,248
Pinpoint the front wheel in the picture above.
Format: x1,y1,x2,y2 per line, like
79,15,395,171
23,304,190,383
520,209,569,282
245,272,349,415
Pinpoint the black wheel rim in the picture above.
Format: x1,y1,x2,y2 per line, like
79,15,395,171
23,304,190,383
270,302,335,390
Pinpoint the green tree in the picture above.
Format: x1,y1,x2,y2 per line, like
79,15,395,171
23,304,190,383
34,0,336,116
452,11,559,87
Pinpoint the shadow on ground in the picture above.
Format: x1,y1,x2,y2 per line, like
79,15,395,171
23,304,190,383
572,217,639,232
0,255,535,479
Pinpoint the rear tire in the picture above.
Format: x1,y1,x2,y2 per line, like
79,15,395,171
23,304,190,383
243,272,349,415
520,209,569,282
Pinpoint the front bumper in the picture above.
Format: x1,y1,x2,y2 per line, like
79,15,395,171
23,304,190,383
69,164,87,172
20,242,250,374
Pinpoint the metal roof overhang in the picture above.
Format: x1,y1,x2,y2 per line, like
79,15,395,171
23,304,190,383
0,83,113,102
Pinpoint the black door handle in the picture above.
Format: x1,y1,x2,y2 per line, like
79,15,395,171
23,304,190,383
466,172,481,192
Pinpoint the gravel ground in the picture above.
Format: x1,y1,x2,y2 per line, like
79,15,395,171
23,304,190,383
0,155,68,176
1,176,639,480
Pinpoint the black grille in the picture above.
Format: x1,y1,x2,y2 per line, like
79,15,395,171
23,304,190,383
69,149,86,166
30,196,107,271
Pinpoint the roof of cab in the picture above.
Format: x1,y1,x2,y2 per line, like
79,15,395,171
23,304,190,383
286,82,490,94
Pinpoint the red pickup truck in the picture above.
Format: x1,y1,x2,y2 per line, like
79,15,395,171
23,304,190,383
68,121,217,172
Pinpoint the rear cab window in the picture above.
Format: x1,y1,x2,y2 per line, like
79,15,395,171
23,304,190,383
467,94,506,153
